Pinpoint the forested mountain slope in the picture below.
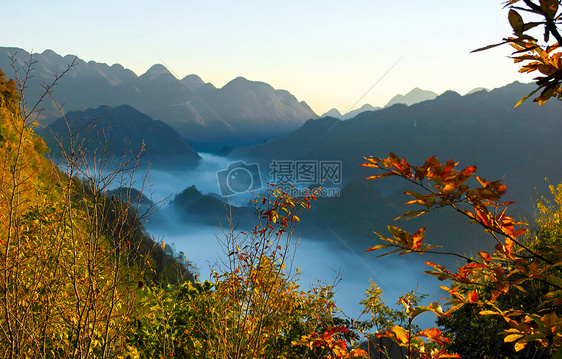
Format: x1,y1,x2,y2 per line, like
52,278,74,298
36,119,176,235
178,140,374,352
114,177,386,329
0,69,192,357
39,104,201,169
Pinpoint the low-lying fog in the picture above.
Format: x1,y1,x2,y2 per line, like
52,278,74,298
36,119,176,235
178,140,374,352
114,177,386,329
130,153,447,327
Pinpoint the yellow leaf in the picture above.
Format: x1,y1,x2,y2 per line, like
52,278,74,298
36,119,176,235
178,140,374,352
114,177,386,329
504,333,524,342
479,310,499,316
391,325,409,344
514,341,527,352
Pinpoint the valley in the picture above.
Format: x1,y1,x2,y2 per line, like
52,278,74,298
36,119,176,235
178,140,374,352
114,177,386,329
2,43,561,356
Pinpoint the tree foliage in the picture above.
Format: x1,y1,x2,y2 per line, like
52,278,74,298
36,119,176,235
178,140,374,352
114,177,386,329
474,0,562,105
129,186,368,358
0,65,192,358
362,153,562,357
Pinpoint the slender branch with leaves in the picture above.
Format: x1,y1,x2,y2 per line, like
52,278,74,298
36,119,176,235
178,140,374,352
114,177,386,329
362,152,562,356
474,0,562,105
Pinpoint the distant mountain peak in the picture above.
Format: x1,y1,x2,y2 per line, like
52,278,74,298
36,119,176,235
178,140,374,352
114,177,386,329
222,76,273,93
466,87,490,95
224,76,254,88
385,88,438,107
41,49,59,57
342,104,380,120
227,76,249,85
182,74,205,88
321,108,343,118
143,64,171,77
437,90,461,100
41,104,200,169
356,103,376,110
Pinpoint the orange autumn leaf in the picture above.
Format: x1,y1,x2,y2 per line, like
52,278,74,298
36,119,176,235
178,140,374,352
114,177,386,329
468,290,479,303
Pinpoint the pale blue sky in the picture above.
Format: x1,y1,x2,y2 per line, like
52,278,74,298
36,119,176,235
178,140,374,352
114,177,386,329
3,0,533,114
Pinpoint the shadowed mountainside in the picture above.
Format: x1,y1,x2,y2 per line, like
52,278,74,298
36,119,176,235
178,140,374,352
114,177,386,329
39,104,201,169
231,81,561,206
230,81,558,254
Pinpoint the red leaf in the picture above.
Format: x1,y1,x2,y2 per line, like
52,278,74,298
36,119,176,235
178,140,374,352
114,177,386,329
468,290,479,303
513,228,527,237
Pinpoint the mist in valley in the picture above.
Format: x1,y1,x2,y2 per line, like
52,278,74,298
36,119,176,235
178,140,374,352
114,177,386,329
133,152,447,327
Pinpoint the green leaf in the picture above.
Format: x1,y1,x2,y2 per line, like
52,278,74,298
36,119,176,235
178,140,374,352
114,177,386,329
523,21,543,31
395,210,428,220
539,0,559,18
509,9,525,34
471,41,509,53
376,248,403,258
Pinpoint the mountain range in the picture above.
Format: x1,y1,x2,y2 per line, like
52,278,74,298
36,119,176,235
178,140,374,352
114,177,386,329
385,87,438,107
39,104,200,169
321,104,381,120
320,88,439,120
3,45,559,255
231,81,561,211
219,81,560,254
0,47,317,151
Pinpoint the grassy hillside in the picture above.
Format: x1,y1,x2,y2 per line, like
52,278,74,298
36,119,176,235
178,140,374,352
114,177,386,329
0,69,194,357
